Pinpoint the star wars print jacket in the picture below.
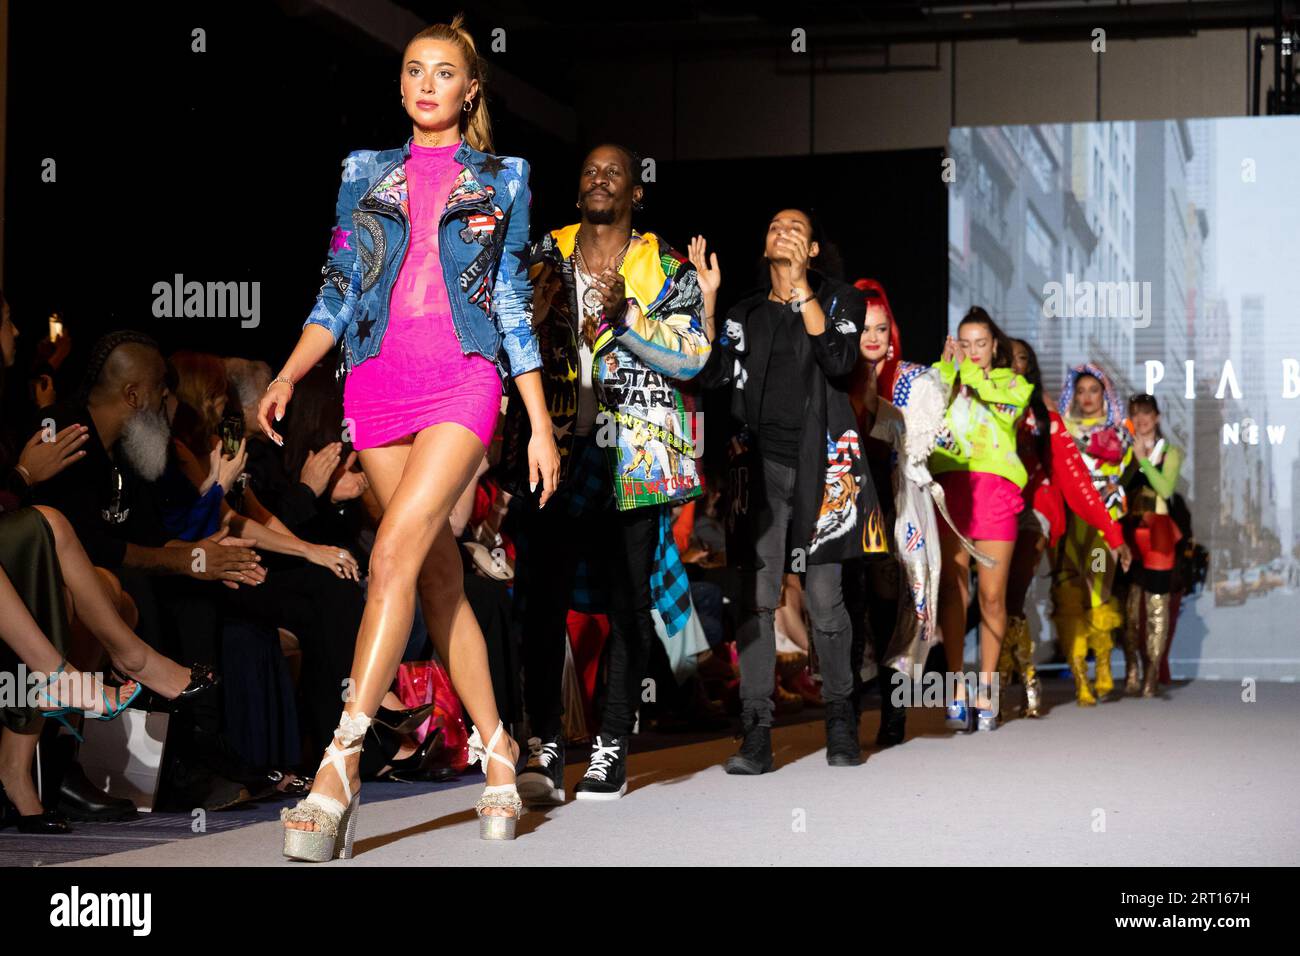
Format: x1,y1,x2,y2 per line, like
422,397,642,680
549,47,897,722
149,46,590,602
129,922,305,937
698,271,888,567
302,137,541,382
501,224,710,511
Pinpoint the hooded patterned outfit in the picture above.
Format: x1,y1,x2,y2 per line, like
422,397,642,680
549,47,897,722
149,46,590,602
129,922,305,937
999,403,1124,716
1051,363,1133,705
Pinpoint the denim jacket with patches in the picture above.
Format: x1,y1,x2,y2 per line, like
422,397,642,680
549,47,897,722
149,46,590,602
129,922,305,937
302,137,540,382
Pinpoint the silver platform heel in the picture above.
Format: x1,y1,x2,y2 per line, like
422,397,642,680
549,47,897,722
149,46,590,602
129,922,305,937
281,711,370,862
467,721,523,841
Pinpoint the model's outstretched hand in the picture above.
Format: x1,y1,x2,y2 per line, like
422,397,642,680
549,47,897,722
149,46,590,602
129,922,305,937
528,429,560,508
258,381,292,446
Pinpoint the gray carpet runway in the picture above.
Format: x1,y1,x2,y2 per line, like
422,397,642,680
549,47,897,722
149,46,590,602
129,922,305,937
26,681,1300,866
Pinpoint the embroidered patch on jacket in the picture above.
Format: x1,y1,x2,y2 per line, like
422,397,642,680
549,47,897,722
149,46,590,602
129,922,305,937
475,154,507,176
371,163,408,208
459,201,505,246
342,152,373,183
811,429,862,553
329,227,352,254
352,211,385,292
722,318,745,350
447,172,492,209
321,264,350,297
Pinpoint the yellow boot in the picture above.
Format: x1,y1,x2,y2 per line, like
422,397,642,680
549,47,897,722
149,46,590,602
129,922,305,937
1069,632,1095,707
1089,627,1115,700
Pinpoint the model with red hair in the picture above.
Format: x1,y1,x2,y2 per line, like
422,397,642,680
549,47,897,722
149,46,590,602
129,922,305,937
848,279,987,742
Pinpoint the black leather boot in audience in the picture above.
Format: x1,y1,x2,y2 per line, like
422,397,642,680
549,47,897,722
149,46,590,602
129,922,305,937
57,760,138,822
0,780,72,834
38,732,136,822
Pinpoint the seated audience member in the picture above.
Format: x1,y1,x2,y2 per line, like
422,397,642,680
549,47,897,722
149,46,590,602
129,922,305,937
0,503,218,826
167,351,365,764
32,332,276,808
230,360,370,556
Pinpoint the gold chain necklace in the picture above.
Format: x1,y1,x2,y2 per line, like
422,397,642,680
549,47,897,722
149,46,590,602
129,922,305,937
574,230,632,343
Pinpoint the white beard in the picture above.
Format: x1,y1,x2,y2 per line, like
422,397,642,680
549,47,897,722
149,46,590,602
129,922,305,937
120,406,171,481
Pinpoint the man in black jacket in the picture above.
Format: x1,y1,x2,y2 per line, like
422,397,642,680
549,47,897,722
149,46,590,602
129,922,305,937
699,208,885,772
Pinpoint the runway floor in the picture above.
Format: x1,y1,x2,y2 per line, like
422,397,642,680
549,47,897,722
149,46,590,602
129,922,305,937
8,679,1297,867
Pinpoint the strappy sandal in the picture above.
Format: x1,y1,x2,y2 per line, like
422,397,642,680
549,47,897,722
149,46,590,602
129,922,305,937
280,711,370,862
39,660,142,742
466,720,523,841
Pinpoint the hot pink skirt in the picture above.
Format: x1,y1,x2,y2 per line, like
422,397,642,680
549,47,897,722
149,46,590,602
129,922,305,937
936,471,1024,542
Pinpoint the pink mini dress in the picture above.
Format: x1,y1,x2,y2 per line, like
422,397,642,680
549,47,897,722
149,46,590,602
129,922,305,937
343,141,502,451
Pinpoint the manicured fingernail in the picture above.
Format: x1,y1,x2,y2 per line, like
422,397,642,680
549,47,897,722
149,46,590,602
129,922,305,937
530,481,537,492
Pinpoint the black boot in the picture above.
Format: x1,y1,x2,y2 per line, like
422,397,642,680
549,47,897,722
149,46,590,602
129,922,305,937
724,709,774,775
57,760,139,822
824,699,862,767
875,667,906,748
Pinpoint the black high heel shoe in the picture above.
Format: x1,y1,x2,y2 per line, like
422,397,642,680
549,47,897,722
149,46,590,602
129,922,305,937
361,721,456,783
388,728,459,783
0,780,73,834
373,702,434,736
174,662,221,700
114,662,221,711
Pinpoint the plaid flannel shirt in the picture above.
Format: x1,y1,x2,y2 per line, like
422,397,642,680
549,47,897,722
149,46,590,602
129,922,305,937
567,441,694,636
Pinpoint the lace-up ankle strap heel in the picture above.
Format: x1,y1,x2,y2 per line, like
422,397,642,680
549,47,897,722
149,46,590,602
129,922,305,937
281,711,371,862
467,721,523,841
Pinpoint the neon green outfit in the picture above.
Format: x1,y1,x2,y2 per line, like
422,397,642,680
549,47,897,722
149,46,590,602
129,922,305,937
927,357,1033,489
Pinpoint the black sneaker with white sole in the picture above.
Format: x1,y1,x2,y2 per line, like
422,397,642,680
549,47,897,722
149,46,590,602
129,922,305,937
573,734,627,801
517,735,565,805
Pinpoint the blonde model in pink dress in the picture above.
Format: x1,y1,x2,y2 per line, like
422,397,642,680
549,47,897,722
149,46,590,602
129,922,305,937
343,141,501,450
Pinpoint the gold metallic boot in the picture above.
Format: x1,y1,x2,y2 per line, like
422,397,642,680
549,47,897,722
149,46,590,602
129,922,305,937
1069,633,1095,707
1142,592,1171,698
1122,586,1143,694
1008,616,1041,718
997,627,1016,719
1089,627,1116,700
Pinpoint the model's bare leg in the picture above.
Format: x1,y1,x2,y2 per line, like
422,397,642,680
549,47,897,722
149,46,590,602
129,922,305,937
285,423,486,832
938,530,972,701
416,523,519,806
0,729,42,816
973,539,1016,710
0,562,136,716
32,506,192,699
0,563,141,816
